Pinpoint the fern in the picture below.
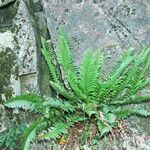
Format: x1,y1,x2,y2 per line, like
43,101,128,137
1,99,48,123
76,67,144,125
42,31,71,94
112,95,150,105
56,30,85,100
0,124,26,150
110,48,134,80
4,29,150,147
41,116,86,140
66,70,86,100
50,81,77,100
41,122,72,140
113,108,150,119
22,118,47,150
41,37,59,83
56,29,73,72
5,94,44,112
79,50,103,100
43,98,75,112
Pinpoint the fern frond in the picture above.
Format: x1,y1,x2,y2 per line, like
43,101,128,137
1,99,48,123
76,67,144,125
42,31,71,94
110,48,134,80
113,108,150,119
112,95,150,105
66,115,87,123
41,37,59,83
103,47,150,101
127,47,150,93
79,50,102,99
67,70,86,100
56,29,73,72
50,81,77,100
54,29,86,100
41,122,72,140
43,98,75,112
5,94,44,112
41,116,86,140
22,118,47,150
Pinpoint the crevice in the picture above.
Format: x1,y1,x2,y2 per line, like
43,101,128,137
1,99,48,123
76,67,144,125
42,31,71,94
0,0,15,10
104,6,143,48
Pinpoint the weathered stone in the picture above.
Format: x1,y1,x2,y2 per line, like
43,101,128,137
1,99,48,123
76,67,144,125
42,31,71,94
0,0,15,7
13,0,40,93
0,30,21,142
42,0,150,74
0,0,150,149
0,31,20,99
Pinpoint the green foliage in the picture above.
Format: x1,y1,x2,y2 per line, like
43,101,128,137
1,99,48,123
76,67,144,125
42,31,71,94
21,118,47,150
5,94,44,113
40,116,86,140
79,50,103,100
0,124,26,150
41,37,59,83
4,29,150,149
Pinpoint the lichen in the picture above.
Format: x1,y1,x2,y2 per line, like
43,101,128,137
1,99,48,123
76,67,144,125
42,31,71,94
0,47,17,102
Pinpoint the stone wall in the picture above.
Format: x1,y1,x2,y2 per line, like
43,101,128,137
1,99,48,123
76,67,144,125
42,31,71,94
0,0,149,149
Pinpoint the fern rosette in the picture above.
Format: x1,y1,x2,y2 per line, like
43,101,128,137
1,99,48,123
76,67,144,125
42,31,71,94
4,29,150,149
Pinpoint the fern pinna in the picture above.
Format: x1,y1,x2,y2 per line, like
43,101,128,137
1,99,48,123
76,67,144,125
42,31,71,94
5,28,150,149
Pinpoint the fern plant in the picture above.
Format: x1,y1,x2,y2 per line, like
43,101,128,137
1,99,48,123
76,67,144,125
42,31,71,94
0,124,26,150
4,28,150,149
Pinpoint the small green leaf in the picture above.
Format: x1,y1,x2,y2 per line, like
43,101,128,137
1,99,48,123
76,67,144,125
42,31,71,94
97,121,112,136
102,105,111,113
105,113,116,124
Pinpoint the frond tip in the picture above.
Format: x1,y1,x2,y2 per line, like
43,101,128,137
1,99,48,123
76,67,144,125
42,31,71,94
5,94,44,112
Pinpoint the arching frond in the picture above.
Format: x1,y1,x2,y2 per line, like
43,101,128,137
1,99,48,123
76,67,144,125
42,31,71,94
79,50,103,100
50,81,77,100
43,98,75,112
56,29,73,72
5,94,44,112
22,118,47,150
112,95,150,105
41,37,59,83
113,108,150,119
41,116,86,140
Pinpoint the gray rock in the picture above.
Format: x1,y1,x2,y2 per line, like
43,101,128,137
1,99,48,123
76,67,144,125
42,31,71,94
0,0,150,149
13,0,40,93
0,0,15,7
42,0,150,74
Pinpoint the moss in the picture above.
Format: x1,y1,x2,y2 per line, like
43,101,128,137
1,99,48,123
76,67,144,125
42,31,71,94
0,47,17,102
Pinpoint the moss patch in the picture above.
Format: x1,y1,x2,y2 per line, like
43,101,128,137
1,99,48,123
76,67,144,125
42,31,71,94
0,47,17,102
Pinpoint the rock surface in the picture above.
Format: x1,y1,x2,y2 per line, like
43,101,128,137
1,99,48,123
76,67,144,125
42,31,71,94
0,0,150,149
13,0,40,93
0,0,15,7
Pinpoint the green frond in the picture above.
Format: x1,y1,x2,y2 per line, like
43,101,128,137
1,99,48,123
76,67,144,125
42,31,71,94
113,108,150,119
43,98,75,112
41,37,59,83
56,30,85,99
22,118,47,150
66,115,87,123
41,115,86,140
0,124,26,150
5,94,44,112
67,70,86,100
103,47,150,101
97,120,112,136
41,122,72,140
56,29,73,72
79,50,102,99
50,81,77,100
110,48,134,80
112,95,150,105
127,47,150,92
